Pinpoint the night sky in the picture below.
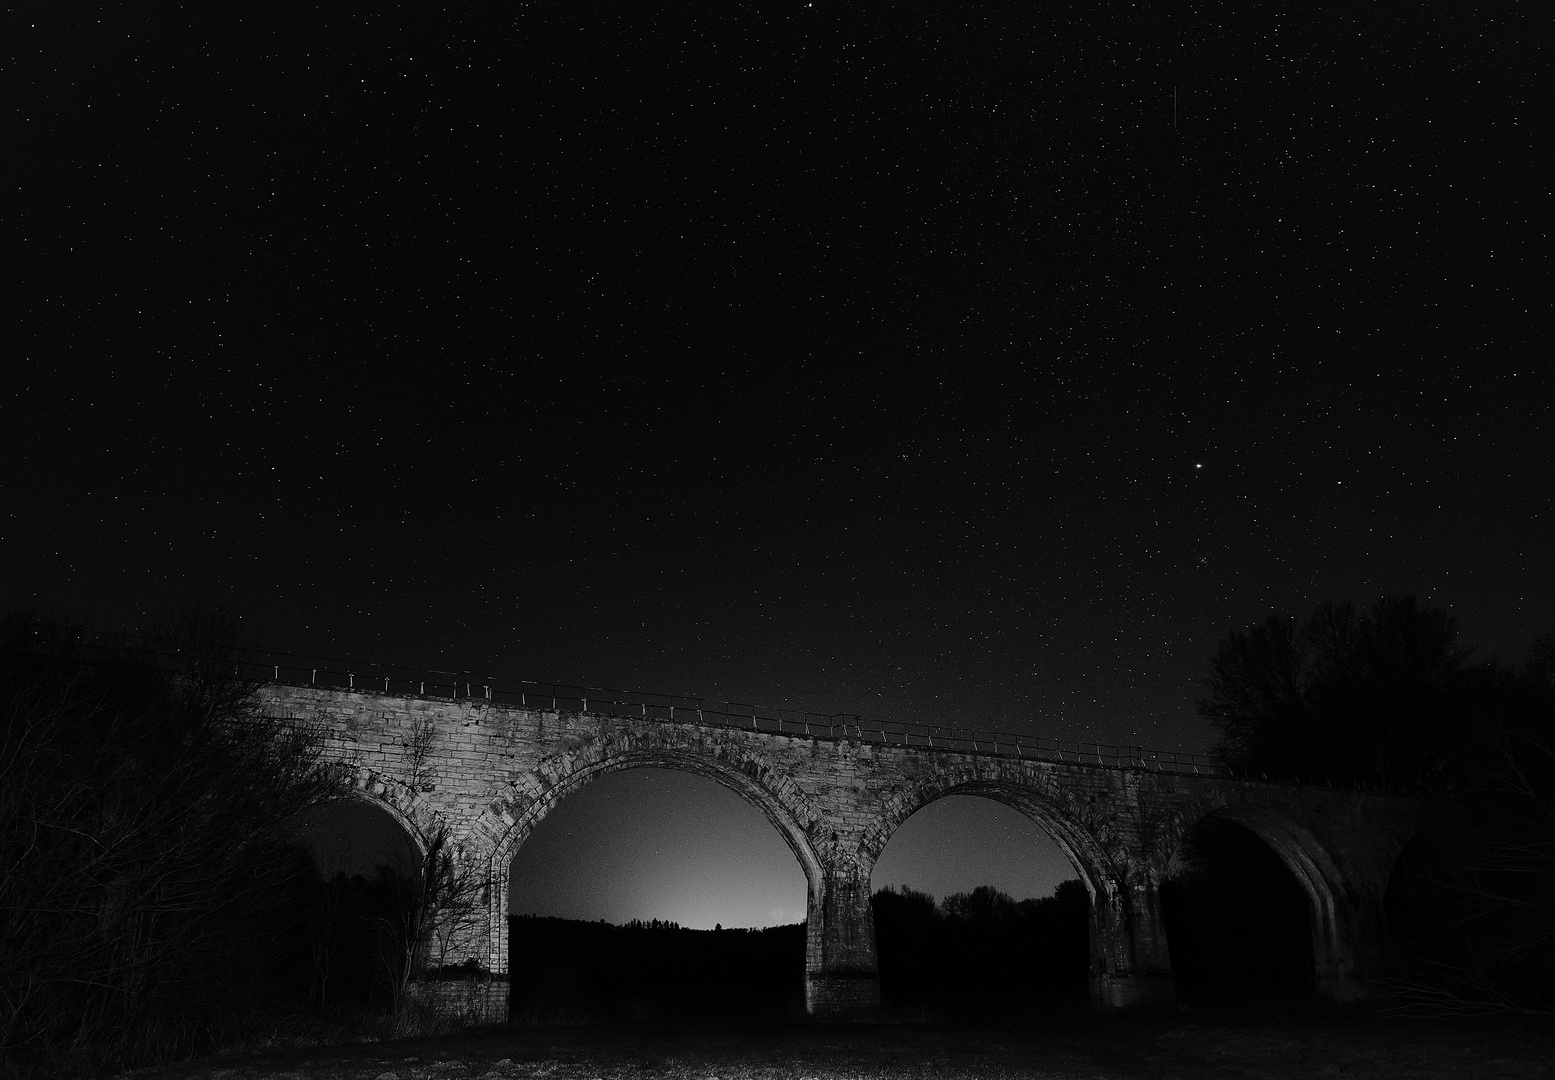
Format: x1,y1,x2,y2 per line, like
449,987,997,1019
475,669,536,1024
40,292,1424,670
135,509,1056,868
9,4,1551,927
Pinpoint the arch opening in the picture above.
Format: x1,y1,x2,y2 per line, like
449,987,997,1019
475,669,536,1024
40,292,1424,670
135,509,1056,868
296,794,426,877
1160,811,1318,1004
289,797,427,1014
868,790,1093,1017
503,763,811,1021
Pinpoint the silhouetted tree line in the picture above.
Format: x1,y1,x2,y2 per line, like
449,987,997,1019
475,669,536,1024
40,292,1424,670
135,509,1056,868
1200,596,1555,1012
622,917,682,931
871,880,1090,1015
508,915,805,1020
0,614,345,1073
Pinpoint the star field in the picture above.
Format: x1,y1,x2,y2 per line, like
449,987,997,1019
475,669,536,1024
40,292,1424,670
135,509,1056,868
7,3,1550,925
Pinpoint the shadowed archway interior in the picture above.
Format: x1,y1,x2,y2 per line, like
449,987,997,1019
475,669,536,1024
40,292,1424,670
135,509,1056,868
1160,812,1319,1000
295,797,424,878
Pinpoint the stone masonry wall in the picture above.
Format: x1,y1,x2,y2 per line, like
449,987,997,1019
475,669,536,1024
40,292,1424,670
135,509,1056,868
405,979,507,1026
263,684,1432,1017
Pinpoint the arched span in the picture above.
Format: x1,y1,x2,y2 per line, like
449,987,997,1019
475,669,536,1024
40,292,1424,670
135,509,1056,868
1170,802,1364,999
860,766,1117,900
1187,804,1352,946
479,743,825,888
335,765,446,862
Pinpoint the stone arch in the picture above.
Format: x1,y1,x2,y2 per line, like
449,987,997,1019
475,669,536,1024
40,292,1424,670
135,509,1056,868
483,750,823,881
472,731,827,973
333,764,449,859
861,764,1118,897
1170,802,1359,1000
861,761,1151,1007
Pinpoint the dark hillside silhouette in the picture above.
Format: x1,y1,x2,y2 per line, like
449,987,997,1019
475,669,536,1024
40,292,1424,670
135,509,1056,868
508,915,805,1020
872,881,1090,1016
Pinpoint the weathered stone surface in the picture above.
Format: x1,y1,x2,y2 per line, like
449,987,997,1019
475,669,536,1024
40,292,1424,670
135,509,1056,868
404,979,507,1025
264,684,1433,1019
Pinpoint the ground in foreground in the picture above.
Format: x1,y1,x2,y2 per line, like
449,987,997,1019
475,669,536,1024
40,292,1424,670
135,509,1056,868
125,1012,1555,1080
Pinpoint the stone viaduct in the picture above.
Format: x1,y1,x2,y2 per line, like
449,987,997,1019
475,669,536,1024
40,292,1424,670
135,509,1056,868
262,680,1431,1020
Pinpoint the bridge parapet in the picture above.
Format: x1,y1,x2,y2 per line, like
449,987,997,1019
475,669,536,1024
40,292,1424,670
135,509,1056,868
240,649,1224,776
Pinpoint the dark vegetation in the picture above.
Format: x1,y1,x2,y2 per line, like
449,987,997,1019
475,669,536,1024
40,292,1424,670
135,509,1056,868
300,864,433,1016
1201,596,1555,1013
0,614,344,1073
505,878,1092,1024
0,615,485,1076
872,880,1090,1016
6,596,1550,1072
508,916,805,1021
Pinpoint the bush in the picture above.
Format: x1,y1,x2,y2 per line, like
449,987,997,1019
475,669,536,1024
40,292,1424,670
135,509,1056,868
0,614,345,1072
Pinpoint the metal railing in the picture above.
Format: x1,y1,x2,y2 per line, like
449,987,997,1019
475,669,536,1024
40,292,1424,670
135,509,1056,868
7,625,1229,777
248,655,1226,777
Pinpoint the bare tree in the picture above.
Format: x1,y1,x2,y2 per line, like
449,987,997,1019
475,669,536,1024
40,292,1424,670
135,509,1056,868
0,613,346,1068
1385,634,1555,1015
404,710,437,792
374,824,489,1015
309,870,346,1007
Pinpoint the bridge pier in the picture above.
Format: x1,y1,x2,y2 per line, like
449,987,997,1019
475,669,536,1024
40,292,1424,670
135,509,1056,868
1090,880,1177,1011
1310,880,1391,1004
804,863,882,1021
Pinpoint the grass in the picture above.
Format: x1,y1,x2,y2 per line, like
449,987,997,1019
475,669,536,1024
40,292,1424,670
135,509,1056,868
114,1006,1555,1080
